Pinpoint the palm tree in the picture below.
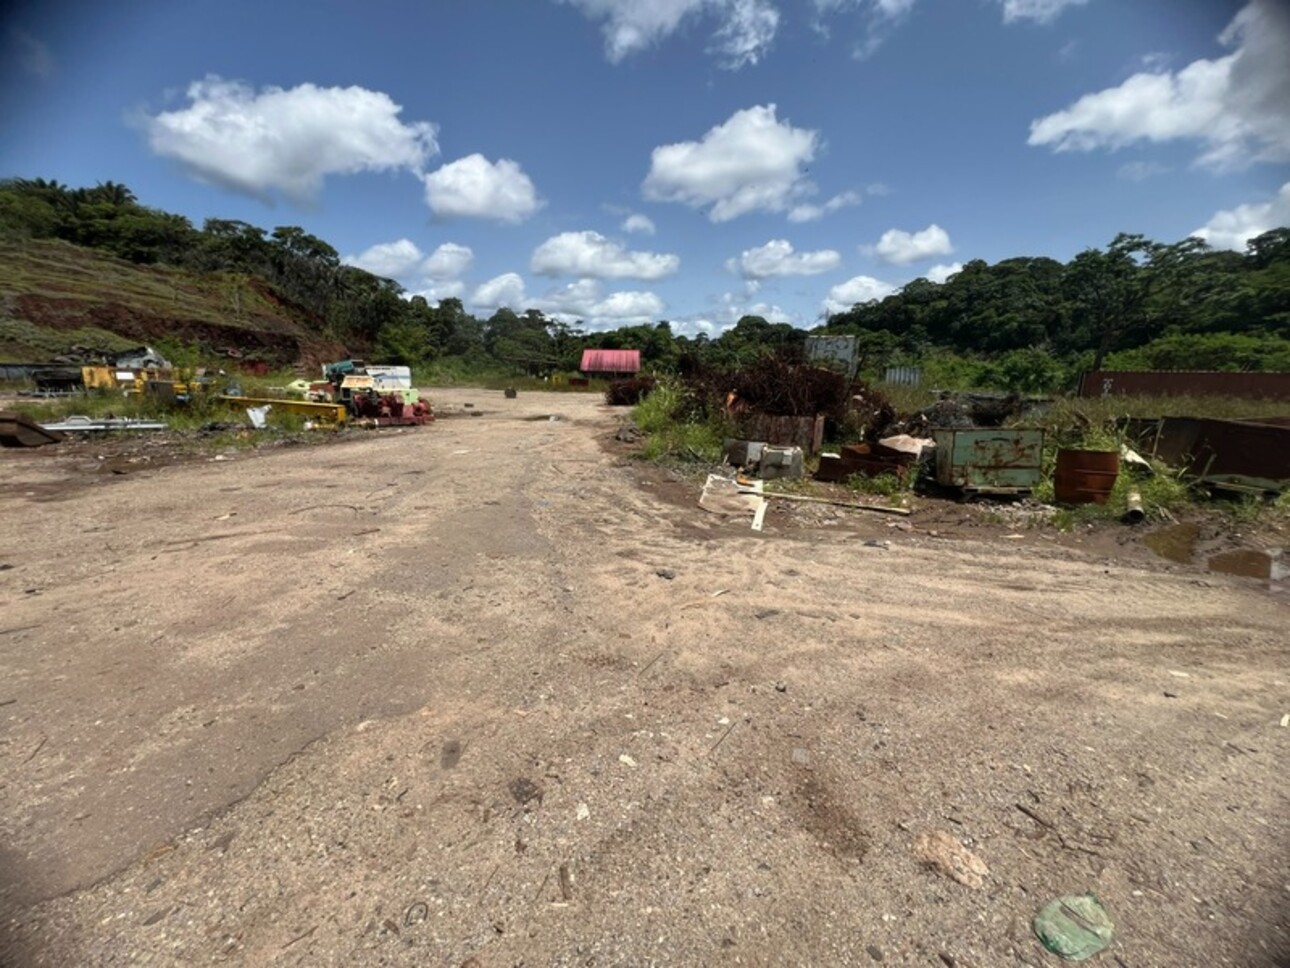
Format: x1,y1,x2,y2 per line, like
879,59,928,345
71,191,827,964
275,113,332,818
91,181,137,206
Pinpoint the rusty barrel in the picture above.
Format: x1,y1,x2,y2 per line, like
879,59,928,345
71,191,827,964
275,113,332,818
1054,448,1120,504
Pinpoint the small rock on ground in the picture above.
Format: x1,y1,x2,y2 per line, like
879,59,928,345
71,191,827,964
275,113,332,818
914,830,989,889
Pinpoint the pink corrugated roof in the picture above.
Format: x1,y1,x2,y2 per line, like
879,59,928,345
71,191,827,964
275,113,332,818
580,349,641,373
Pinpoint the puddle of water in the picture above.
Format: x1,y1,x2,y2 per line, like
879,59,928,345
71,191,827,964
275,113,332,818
1144,523,1199,564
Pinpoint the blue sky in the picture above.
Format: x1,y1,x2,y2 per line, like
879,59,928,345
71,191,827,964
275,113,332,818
2,0,1288,334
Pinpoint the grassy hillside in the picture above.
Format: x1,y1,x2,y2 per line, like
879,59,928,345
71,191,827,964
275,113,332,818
0,239,345,364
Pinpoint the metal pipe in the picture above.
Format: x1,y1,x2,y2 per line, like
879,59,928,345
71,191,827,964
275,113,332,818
1124,490,1145,524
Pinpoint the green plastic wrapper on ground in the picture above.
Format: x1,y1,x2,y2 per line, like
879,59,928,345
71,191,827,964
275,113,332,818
1033,894,1114,961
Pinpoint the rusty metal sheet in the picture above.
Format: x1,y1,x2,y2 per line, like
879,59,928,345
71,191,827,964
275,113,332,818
805,336,859,380
1125,417,1290,491
815,451,908,483
1080,371,1290,401
736,413,825,455
0,412,64,447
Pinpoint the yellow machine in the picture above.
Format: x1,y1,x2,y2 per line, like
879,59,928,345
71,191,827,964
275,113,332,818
81,365,172,390
81,366,213,400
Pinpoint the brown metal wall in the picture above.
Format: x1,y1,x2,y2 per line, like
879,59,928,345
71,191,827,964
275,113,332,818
1123,417,1290,486
1079,371,1290,400
736,414,826,455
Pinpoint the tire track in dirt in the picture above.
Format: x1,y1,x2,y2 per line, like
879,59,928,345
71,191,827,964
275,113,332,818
2,389,1286,966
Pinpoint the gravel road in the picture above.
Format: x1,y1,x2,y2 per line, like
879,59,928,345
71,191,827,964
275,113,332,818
1,389,1286,966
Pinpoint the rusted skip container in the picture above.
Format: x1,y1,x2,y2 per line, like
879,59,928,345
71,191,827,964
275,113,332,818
932,428,1044,494
1054,449,1120,504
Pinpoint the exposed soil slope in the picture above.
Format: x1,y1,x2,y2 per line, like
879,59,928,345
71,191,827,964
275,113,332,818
0,239,345,364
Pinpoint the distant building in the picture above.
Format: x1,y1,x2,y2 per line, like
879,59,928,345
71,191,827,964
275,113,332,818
580,349,641,378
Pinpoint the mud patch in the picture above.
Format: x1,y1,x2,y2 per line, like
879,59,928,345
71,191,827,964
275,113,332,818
790,773,871,863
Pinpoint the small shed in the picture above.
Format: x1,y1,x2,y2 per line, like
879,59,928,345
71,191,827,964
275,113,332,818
580,349,641,378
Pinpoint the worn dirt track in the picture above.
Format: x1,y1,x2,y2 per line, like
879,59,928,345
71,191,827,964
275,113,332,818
1,389,1287,967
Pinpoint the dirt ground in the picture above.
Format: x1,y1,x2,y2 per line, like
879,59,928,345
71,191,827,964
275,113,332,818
1,389,1287,967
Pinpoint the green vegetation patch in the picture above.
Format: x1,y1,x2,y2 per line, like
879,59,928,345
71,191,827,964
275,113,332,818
632,379,730,463
0,317,138,360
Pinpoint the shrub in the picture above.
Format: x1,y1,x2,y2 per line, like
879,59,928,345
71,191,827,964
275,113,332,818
632,378,730,462
605,375,656,406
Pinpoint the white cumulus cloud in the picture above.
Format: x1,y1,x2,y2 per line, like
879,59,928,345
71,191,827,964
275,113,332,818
926,262,964,284
541,277,665,324
472,272,529,311
621,213,656,235
530,230,679,280
143,77,437,203
672,316,726,338
998,0,1088,25
714,291,796,325
822,274,897,314
423,153,542,223
344,239,426,279
421,242,474,279
1192,182,1290,251
407,280,465,304
561,0,778,68
469,273,665,327
870,223,954,264
585,288,667,322
727,239,841,278
1028,0,1290,169
643,104,819,222
787,190,862,223
343,239,474,284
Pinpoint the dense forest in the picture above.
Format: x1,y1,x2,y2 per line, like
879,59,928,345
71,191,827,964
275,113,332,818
2,178,1288,391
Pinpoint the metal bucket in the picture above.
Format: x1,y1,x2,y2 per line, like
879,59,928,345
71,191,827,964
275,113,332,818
1054,449,1120,504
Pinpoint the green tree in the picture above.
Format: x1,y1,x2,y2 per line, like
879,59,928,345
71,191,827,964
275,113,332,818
1062,234,1153,369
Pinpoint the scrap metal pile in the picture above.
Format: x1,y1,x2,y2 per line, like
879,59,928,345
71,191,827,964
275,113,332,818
1121,416,1289,496
0,356,434,449
685,357,1045,497
686,355,853,422
251,360,434,427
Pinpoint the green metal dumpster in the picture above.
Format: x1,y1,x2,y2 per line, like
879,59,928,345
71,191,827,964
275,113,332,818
932,428,1044,495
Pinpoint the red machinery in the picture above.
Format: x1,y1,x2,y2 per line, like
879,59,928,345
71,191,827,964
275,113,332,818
351,392,434,427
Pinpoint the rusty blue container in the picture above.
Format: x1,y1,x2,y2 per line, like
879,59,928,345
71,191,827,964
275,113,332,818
932,428,1044,494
